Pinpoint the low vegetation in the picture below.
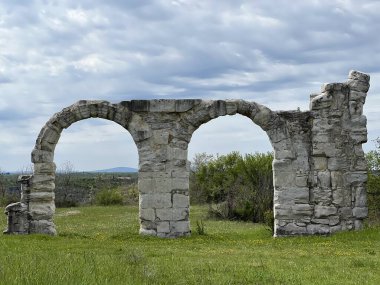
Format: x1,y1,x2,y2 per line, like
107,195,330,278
1,140,380,283
190,151,273,229
366,137,380,224
0,205,379,284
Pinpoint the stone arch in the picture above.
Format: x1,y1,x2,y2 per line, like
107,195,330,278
29,100,138,235
5,71,371,237
182,100,309,233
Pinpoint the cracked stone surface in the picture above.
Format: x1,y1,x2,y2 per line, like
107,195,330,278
5,70,370,237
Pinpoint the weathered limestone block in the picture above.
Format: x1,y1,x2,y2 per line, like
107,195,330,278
352,207,368,219
139,171,172,179
321,82,346,93
354,220,364,230
349,101,364,117
327,157,347,171
170,168,190,178
313,157,328,170
152,130,170,145
350,129,367,144
139,208,156,221
156,208,188,221
295,175,308,187
312,142,340,157
171,178,189,190
150,99,176,112
208,100,227,118
312,216,340,226
30,181,55,192
314,205,337,218
157,222,170,233
310,93,333,110
317,171,331,188
34,162,56,174
31,174,55,184
40,127,61,145
173,194,189,208
274,187,309,204
307,224,330,235
310,186,332,205
139,193,172,209
251,104,273,130
332,187,348,205
4,202,28,234
339,207,353,219
167,147,187,160
31,149,54,163
29,192,55,203
273,171,296,187
350,90,367,102
345,171,367,185
29,220,56,235
274,204,314,219
139,178,172,194
275,222,307,236
347,70,370,93
175,99,201,112
354,185,367,207
29,201,55,220
225,100,238,115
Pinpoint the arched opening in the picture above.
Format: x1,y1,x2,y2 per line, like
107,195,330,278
54,118,138,172
23,100,140,235
188,114,272,157
53,118,139,235
188,113,274,231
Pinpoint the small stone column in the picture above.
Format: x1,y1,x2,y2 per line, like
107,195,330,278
3,175,31,234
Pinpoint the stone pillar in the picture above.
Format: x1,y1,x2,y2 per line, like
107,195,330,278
271,112,314,236
3,175,31,234
138,142,190,238
309,70,370,233
131,101,192,238
29,152,57,235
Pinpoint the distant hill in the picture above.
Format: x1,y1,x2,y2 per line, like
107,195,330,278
92,167,138,173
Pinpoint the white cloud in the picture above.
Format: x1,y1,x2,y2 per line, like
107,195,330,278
0,0,379,170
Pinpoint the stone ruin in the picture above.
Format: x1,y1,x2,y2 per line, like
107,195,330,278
4,70,370,237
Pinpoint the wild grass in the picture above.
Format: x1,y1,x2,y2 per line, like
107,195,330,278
0,205,379,284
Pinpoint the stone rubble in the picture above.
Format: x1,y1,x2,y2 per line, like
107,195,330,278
4,70,370,238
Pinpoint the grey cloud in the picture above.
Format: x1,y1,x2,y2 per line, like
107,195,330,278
1,0,380,170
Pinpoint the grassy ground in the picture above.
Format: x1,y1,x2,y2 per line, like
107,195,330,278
0,205,379,285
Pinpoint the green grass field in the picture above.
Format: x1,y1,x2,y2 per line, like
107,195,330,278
0,205,379,285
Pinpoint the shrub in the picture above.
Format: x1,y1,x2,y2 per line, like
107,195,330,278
191,151,274,224
195,220,206,235
264,210,274,234
366,138,380,221
95,188,124,206
124,184,139,205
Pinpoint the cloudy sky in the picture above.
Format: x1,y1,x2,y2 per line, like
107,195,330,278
1,0,380,172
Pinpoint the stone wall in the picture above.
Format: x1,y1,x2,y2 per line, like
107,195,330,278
4,70,370,238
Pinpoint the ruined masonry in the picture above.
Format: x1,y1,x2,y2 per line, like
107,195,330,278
4,70,370,237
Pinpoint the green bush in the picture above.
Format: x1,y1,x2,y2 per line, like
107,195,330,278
124,184,139,205
191,151,273,224
366,138,380,222
95,188,124,206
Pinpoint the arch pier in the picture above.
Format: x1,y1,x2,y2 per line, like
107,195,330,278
4,70,370,237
